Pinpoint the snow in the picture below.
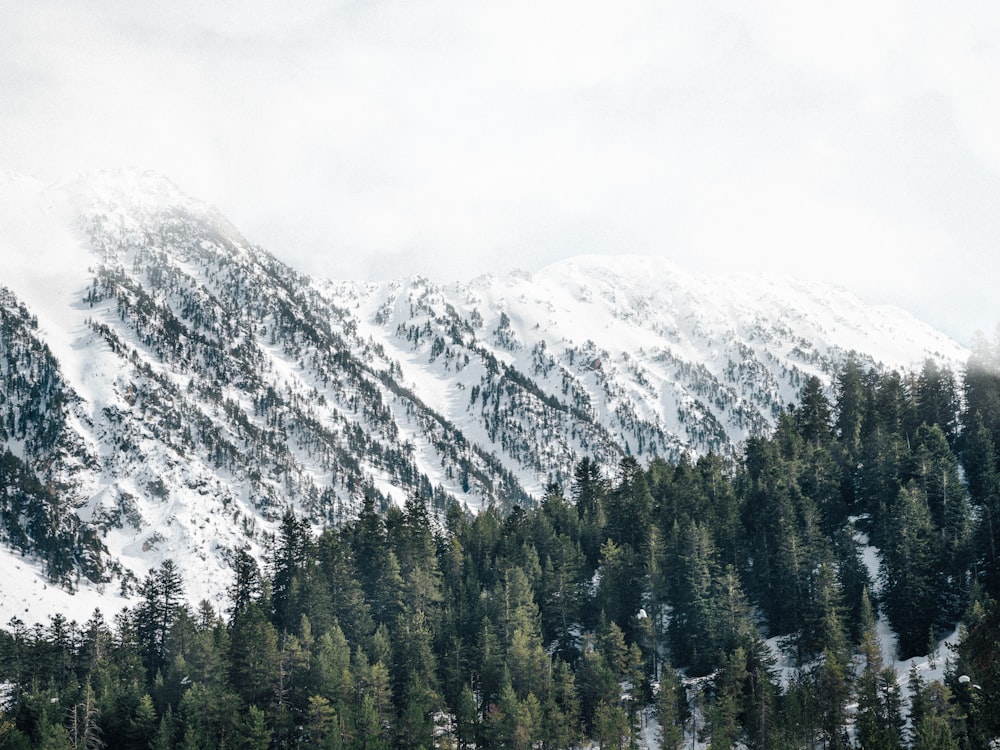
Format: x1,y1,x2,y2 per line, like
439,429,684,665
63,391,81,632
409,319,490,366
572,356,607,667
759,518,965,744
639,705,665,750
0,543,131,627
0,171,974,629
853,519,963,718
332,252,968,503
1,177,96,379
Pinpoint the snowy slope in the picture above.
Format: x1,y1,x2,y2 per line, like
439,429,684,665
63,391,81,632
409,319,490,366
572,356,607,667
321,255,966,495
0,170,970,624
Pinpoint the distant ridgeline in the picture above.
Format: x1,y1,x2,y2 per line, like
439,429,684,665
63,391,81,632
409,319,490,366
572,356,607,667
4,345,1000,748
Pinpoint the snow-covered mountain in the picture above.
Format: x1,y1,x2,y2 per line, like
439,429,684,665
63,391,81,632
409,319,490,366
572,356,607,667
0,169,968,622
324,255,965,475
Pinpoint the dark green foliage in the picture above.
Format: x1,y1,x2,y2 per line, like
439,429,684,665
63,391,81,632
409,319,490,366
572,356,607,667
5,352,1000,748
952,598,1000,745
134,560,186,679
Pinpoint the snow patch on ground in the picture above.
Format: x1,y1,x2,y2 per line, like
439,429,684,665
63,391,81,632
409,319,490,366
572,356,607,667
0,544,131,627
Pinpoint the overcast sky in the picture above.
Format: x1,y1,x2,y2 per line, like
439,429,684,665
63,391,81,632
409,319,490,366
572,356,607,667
3,1,1000,345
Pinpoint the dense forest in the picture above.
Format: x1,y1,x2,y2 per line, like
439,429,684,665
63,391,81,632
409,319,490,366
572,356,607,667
4,335,1000,749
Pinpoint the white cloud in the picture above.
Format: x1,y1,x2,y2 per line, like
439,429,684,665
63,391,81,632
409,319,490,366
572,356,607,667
2,0,999,343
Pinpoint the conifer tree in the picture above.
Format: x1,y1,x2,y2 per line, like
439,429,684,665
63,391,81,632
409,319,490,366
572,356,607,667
577,634,619,731
542,658,581,750
234,705,271,750
271,510,314,633
908,665,962,749
310,623,352,706
855,590,903,750
227,546,262,621
665,518,719,673
910,424,970,584
596,538,643,635
655,661,685,750
228,602,279,706
797,376,833,449
540,533,585,661
305,696,340,750
880,483,944,658
135,560,186,679
454,684,478,750
573,457,607,566
812,647,851,750
707,647,749,750
316,529,374,643
915,359,961,446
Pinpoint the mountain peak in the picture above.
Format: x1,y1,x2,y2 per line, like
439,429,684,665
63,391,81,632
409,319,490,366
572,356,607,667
0,175,971,626
52,168,209,226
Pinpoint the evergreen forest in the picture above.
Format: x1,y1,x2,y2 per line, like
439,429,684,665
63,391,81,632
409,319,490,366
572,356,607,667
5,338,1000,749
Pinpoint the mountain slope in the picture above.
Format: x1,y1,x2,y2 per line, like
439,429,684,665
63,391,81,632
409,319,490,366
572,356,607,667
0,169,968,621
320,254,965,489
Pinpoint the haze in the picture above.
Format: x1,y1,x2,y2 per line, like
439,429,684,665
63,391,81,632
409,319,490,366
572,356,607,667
3,1,1000,345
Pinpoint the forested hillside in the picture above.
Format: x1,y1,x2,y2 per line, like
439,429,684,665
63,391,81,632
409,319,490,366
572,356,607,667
1,171,968,620
4,339,1000,749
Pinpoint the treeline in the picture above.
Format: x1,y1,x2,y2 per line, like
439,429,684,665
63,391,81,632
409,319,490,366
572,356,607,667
4,341,1000,748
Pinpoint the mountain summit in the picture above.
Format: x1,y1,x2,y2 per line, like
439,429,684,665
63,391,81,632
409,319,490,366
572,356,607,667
0,171,968,621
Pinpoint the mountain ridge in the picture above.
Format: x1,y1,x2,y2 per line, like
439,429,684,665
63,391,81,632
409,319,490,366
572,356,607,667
0,169,970,623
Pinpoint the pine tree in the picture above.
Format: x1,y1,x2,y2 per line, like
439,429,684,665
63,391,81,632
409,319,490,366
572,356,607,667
311,623,352,705
908,665,963,749
355,647,393,738
812,648,851,750
35,716,73,750
350,496,403,626
707,647,749,750
149,706,177,750
397,674,436,750
952,599,1000,743
135,559,186,678
910,424,971,598
495,679,540,750
271,509,314,633
124,693,157,750
540,533,585,661
228,602,279,706
834,357,866,459
391,608,439,715
880,483,944,658
316,529,374,644
455,684,478,750
655,661,685,750
915,359,961,446
855,590,903,750
605,456,653,551
305,696,341,750
577,634,619,731
234,705,271,750
801,561,849,664
177,681,241,750
665,519,719,674
963,411,1000,593
542,658,580,750
227,546,262,620
964,332,1000,442
573,458,607,567
797,376,833,449
596,538,643,635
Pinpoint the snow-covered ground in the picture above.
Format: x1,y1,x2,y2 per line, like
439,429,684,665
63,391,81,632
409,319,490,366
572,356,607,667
854,520,962,711
0,544,131,627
